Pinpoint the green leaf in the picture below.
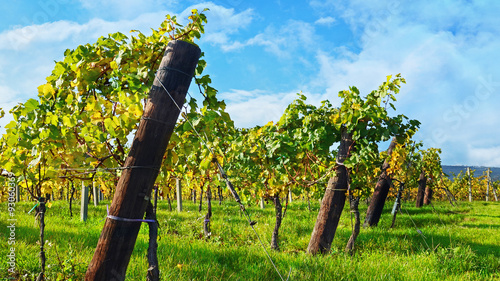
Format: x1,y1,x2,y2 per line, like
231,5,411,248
200,157,211,171
24,99,39,112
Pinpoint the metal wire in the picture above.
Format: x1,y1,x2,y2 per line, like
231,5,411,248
153,73,289,281
401,204,431,250
154,74,215,156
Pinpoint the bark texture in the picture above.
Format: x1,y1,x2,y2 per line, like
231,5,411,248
415,171,426,207
363,137,397,227
307,128,353,255
203,186,212,238
85,40,200,280
271,196,283,251
423,186,433,205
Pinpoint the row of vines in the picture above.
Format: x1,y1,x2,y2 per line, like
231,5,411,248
0,9,498,278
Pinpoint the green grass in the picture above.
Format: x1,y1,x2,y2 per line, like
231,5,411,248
1,198,499,280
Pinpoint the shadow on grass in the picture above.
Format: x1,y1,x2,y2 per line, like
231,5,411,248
352,221,500,258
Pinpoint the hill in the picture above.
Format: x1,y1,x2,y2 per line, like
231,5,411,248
442,165,500,181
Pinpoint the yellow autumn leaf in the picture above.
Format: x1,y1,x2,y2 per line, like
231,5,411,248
38,83,55,98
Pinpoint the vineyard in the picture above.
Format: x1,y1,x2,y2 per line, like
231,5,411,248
1,10,499,281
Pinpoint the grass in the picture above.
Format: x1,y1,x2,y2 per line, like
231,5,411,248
1,197,499,280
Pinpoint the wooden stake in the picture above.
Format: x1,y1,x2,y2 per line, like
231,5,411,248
36,197,46,281
364,137,397,227
81,182,88,222
85,40,200,280
93,181,99,206
467,167,472,202
176,178,182,212
307,127,353,255
15,180,20,202
486,168,490,202
415,171,426,207
145,202,159,281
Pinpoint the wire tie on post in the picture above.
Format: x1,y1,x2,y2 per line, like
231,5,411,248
326,188,348,192
121,166,160,172
141,116,171,126
28,203,39,214
157,66,192,78
105,205,156,223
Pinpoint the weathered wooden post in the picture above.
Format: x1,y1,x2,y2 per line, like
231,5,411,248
259,197,265,209
36,197,46,281
307,128,353,254
415,171,426,207
93,181,99,206
85,40,200,280
486,168,490,202
288,189,293,203
364,137,397,226
15,180,20,202
81,182,89,222
176,178,183,212
467,167,472,202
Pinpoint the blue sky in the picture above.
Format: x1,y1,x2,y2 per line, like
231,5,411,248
1,0,499,167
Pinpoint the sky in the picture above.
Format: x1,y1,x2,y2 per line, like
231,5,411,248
0,0,499,167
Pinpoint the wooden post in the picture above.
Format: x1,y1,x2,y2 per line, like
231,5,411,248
145,202,159,281
270,196,282,250
203,187,212,238
486,168,490,202
176,178,182,212
364,137,397,227
15,181,20,202
288,189,293,203
192,188,197,204
259,197,265,209
218,185,223,205
307,127,353,255
81,182,89,222
467,167,472,202
415,171,426,207
93,181,99,206
36,197,46,281
85,40,200,281
99,189,104,201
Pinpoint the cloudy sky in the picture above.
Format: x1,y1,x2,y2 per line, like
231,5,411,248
0,0,499,167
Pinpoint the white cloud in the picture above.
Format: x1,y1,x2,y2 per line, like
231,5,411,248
0,84,20,134
468,146,500,167
220,89,301,128
315,16,336,26
221,19,318,57
219,88,331,129
0,12,171,51
306,0,500,166
181,2,254,47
